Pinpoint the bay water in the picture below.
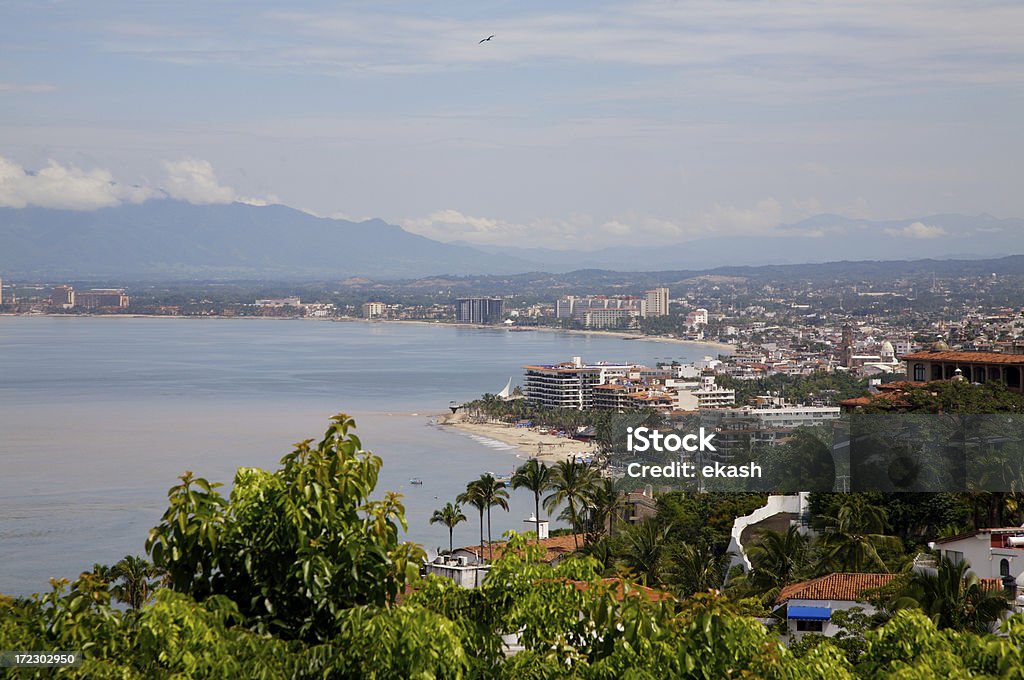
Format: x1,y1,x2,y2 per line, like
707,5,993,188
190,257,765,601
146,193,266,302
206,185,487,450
0,317,719,596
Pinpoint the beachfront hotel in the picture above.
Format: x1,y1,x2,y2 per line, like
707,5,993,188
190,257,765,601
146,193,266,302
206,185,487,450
523,357,636,409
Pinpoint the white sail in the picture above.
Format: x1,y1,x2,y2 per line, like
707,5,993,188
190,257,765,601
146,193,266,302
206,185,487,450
497,376,513,399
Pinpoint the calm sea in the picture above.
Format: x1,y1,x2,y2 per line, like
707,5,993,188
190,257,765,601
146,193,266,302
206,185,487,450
0,317,719,596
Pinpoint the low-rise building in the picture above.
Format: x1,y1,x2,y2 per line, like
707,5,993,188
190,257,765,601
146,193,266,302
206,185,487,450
774,573,897,640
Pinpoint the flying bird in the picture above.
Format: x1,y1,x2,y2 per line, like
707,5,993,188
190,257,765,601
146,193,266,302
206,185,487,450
479,35,494,43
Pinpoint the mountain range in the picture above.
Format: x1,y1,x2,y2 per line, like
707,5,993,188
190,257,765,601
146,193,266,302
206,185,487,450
1,201,1022,279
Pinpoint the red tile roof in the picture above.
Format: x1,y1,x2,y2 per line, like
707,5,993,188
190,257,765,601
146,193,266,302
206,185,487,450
566,578,674,602
902,351,1024,365
775,573,898,605
460,533,585,563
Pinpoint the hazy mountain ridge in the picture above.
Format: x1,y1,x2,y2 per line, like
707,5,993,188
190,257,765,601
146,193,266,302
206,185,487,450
1,201,1022,279
456,213,1024,271
0,201,538,279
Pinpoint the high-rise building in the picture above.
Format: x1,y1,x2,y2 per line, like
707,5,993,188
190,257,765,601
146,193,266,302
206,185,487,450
0,276,4,305
76,288,129,309
362,301,387,319
51,285,75,309
523,356,634,409
643,287,669,318
456,297,504,324
555,296,576,319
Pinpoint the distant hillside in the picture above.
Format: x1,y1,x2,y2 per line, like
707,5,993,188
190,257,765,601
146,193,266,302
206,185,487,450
3,203,1023,280
0,201,539,279
460,213,1024,271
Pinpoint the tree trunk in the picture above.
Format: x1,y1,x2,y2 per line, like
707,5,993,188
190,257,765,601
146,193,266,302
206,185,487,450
535,491,541,544
487,507,493,561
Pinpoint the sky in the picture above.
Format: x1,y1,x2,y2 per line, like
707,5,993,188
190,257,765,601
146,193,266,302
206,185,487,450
1,0,1023,250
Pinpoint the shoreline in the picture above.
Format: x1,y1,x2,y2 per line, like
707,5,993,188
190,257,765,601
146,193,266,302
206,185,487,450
3,313,734,352
349,317,733,351
437,413,598,464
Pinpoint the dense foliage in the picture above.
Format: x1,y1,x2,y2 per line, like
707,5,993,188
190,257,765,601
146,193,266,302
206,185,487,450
4,414,1024,678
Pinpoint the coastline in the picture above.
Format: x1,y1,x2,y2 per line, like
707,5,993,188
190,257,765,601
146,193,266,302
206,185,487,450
349,317,735,352
437,412,597,464
5,313,734,352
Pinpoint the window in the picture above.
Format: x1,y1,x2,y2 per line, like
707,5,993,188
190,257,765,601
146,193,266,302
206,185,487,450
945,550,964,566
913,363,925,381
796,620,824,632
1001,558,1011,577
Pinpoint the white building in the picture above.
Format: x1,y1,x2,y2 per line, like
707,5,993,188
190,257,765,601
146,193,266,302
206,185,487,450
362,301,387,318
686,308,709,327
774,573,897,640
931,528,1024,588
523,356,635,409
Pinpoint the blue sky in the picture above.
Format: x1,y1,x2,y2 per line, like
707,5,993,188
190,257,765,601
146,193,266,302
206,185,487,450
1,0,1023,249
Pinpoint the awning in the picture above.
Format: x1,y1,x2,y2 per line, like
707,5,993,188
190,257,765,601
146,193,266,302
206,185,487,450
787,606,830,621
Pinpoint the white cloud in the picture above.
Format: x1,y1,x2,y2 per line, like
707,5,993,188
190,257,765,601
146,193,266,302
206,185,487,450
885,221,947,239
0,155,154,210
697,198,785,235
0,154,278,211
402,198,822,249
160,159,236,204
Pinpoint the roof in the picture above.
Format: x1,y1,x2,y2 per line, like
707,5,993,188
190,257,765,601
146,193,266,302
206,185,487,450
775,573,898,605
935,527,1024,545
460,533,585,563
902,350,1024,365
566,578,674,602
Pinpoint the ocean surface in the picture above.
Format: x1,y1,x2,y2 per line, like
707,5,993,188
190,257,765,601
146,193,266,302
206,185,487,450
0,317,720,596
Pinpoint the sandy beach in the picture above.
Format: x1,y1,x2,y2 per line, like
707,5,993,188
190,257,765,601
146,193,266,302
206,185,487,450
438,413,598,464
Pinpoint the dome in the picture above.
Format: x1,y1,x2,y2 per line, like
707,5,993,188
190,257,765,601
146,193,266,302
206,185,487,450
880,340,894,357
932,338,950,351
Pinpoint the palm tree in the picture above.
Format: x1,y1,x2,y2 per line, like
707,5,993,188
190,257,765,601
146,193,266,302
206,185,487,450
511,459,551,543
817,498,901,573
894,556,1009,633
619,520,672,585
585,478,626,541
672,541,732,597
430,502,467,554
476,474,510,561
746,526,811,593
110,555,161,610
543,459,598,550
457,483,487,562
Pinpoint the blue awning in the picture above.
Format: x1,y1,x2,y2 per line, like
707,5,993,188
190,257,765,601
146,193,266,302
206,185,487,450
787,606,830,621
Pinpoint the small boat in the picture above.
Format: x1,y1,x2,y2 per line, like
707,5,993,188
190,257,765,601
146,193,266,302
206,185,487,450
410,478,423,485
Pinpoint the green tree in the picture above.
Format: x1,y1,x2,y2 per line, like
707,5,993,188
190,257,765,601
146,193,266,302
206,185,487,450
544,459,599,550
479,474,511,561
511,458,552,543
892,556,1010,633
109,555,162,610
745,525,812,594
817,497,902,573
145,413,424,642
430,501,467,554
457,482,488,561
619,520,673,586
670,540,731,597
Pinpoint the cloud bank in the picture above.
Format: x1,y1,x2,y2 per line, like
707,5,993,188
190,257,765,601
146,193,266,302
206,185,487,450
0,155,271,210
